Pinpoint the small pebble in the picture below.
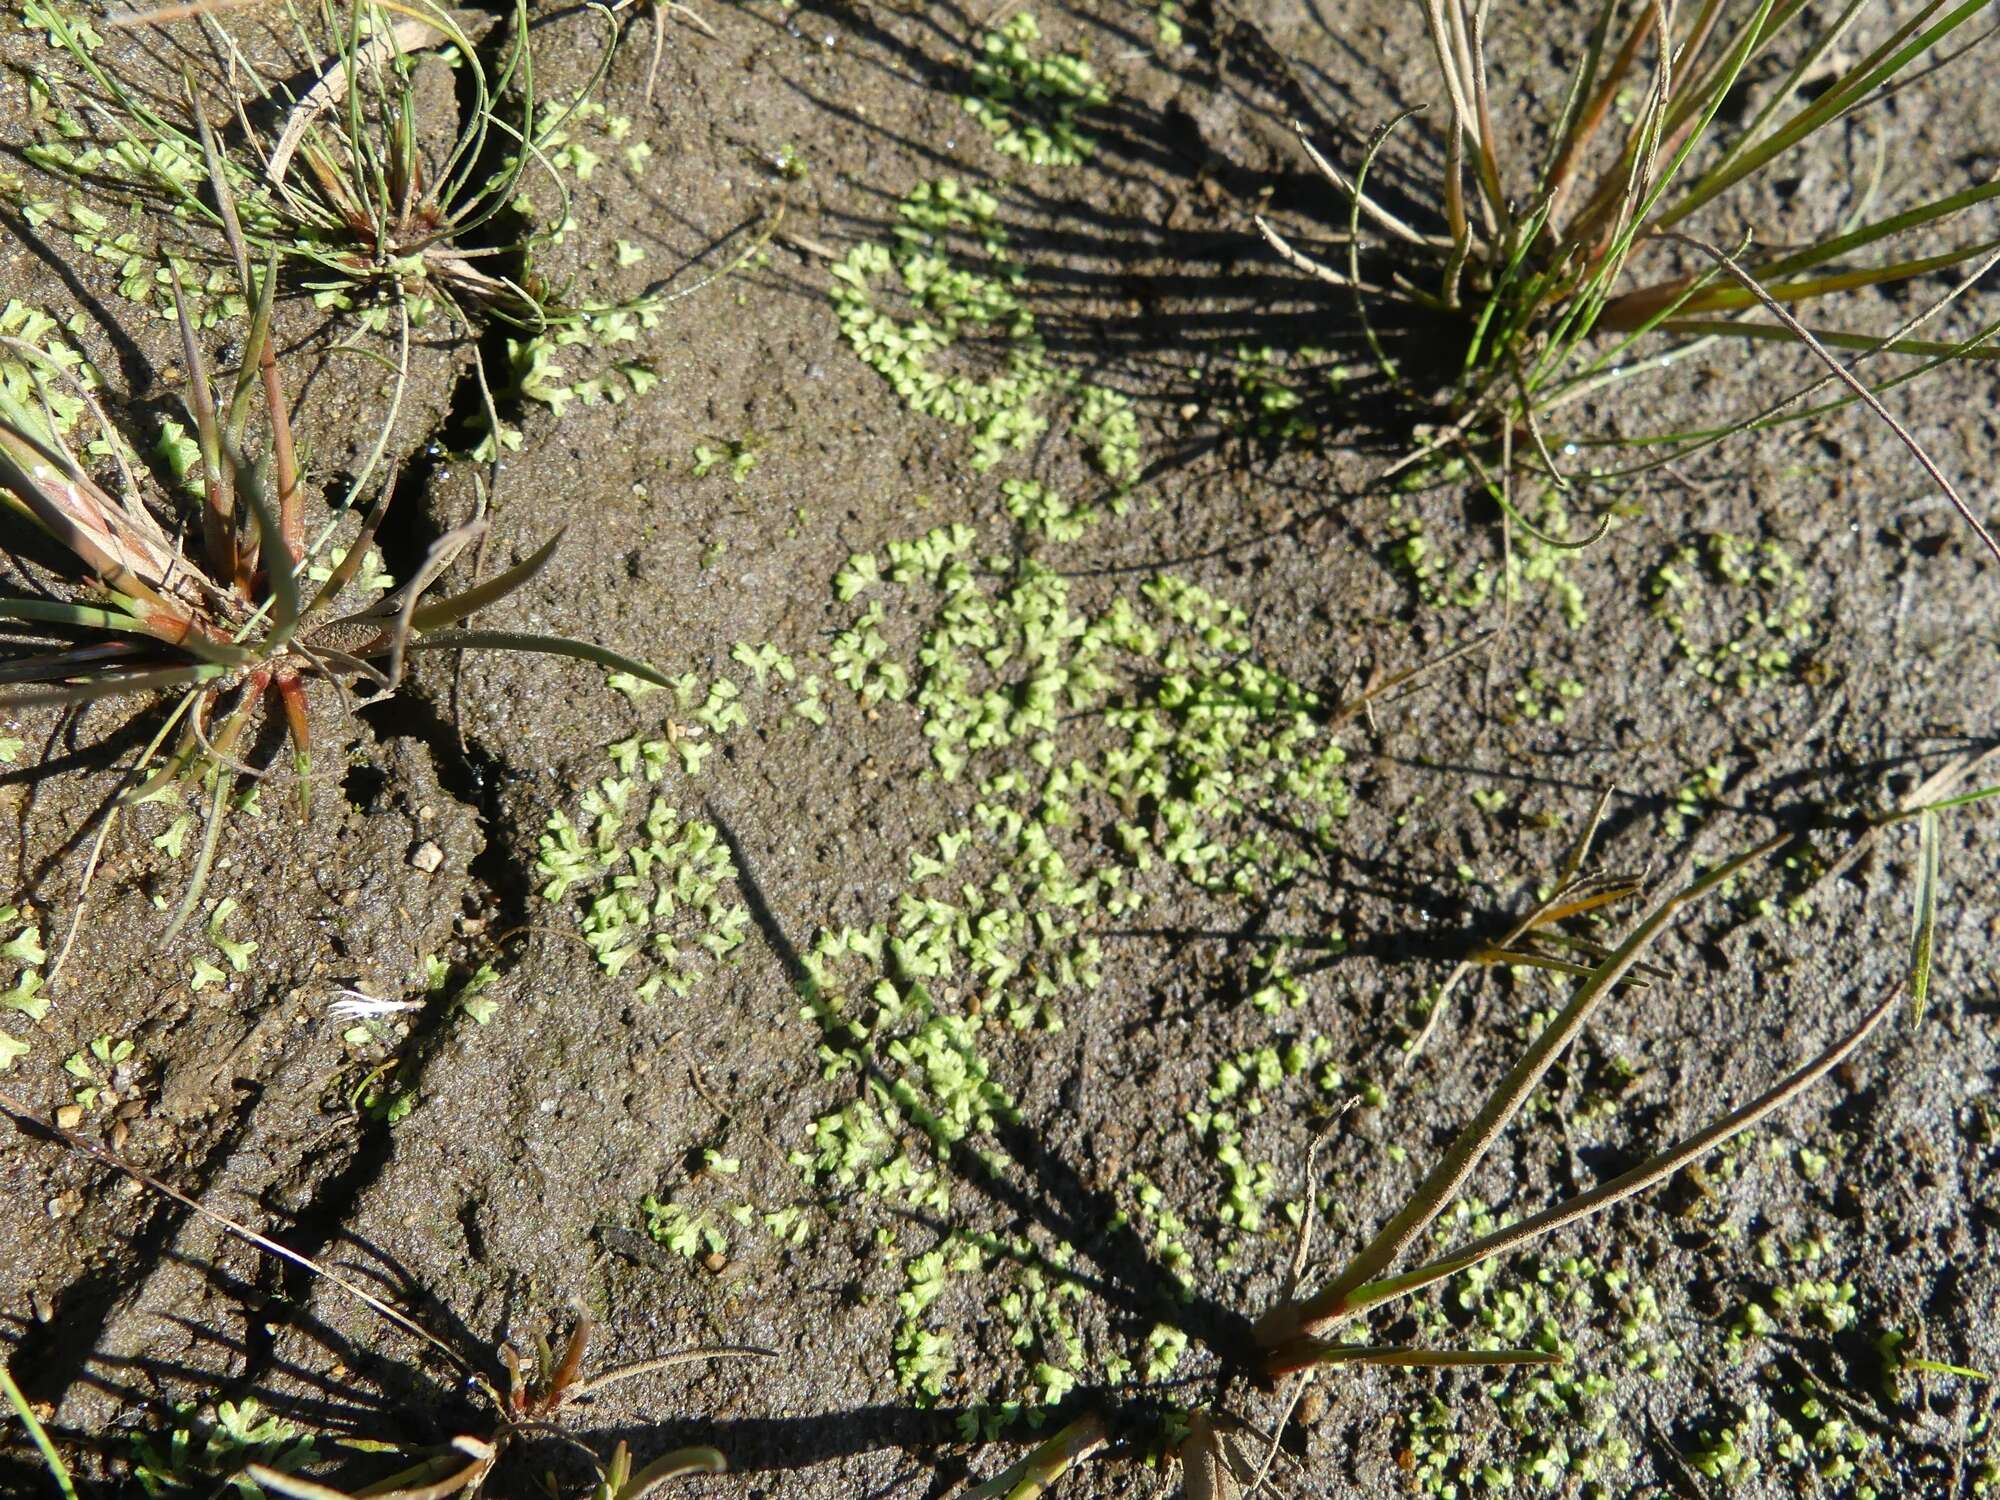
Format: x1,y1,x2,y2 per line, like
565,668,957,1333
409,840,444,873
54,1104,83,1130
702,1251,728,1274
1295,1385,1328,1426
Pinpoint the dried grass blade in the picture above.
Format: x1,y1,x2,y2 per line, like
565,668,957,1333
236,1470,359,1500
1548,0,1660,222
1336,980,1899,1320
1470,946,1654,988
1404,787,1618,1069
1264,832,1786,1342
963,1413,1107,1500
1662,232,2000,568
0,421,179,615
1181,1410,1243,1500
620,1446,727,1498
264,15,450,189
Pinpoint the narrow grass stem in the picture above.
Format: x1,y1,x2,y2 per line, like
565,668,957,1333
1331,980,1899,1321
1661,231,2000,568
964,1413,1108,1500
0,1359,77,1500
1258,833,1787,1347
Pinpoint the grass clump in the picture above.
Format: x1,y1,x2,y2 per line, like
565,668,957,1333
0,213,666,934
1260,0,2000,517
22,0,586,328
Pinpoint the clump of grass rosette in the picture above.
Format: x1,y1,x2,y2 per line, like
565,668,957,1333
21,0,606,330
1258,0,2000,554
0,197,665,940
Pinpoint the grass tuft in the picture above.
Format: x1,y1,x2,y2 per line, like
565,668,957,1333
0,215,666,932
1261,0,2000,536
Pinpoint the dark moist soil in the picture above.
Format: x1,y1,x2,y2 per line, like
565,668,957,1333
2,1,1997,1497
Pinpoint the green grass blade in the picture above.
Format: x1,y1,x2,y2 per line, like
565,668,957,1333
1651,319,2000,359
0,598,255,666
1753,179,2000,282
1882,783,2000,820
402,630,671,688
303,472,396,620
964,1414,1107,1500
0,596,161,633
1661,231,2000,568
1909,808,1941,1024
0,663,226,708
1,1358,78,1500
1674,237,2000,316
168,262,234,585
1689,0,1862,151
1538,0,1646,200
235,455,301,641
0,644,144,686
224,248,280,457
1661,0,1989,227
404,530,562,633
1559,285,2000,463
167,770,231,938
1559,0,1777,268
